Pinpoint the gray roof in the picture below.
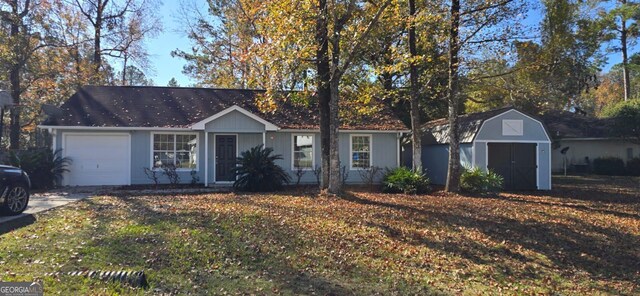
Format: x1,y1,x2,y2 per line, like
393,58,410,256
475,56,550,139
43,85,408,130
539,111,614,139
422,107,514,144
423,107,618,144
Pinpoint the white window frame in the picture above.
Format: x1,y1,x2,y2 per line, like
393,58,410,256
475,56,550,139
350,134,372,170
291,134,315,171
502,119,524,136
150,132,200,171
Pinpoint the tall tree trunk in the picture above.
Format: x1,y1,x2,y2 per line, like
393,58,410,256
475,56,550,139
327,76,341,193
316,0,331,189
8,0,23,150
445,0,461,192
0,108,5,149
73,46,83,87
621,3,630,101
93,1,104,78
9,66,20,150
408,0,422,171
122,54,128,86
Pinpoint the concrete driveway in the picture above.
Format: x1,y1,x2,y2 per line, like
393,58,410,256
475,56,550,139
0,188,97,234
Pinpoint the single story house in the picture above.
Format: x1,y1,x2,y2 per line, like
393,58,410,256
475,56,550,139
39,86,409,186
421,107,552,190
540,111,640,173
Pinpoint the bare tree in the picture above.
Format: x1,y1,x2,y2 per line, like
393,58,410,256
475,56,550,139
73,0,157,80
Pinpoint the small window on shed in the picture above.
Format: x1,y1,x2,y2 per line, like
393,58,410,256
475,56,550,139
627,148,633,160
502,120,523,136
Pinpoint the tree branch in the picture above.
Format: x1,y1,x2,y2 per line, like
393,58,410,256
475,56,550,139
461,0,514,16
337,0,392,77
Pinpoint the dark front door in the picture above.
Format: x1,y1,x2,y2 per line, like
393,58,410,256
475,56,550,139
216,135,237,182
488,143,537,190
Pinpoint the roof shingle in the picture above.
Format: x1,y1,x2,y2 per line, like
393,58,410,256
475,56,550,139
422,107,514,143
44,86,407,130
539,110,614,139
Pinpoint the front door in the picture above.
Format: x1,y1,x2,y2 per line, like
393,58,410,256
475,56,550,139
215,135,237,182
488,143,537,190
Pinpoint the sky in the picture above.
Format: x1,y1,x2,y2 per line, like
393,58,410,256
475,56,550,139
145,1,634,87
144,1,199,87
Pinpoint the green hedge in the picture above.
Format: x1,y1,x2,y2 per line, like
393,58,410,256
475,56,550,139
593,157,625,176
626,158,640,176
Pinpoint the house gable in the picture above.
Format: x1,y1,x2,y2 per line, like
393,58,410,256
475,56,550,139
191,105,279,132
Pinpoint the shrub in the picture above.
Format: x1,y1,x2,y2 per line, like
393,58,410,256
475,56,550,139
294,167,306,186
311,165,322,186
626,158,640,176
382,167,430,194
358,166,382,187
460,167,503,193
190,169,200,185
9,149,71,189
143,167,160,187
232,145,291,192
593,157,625,176
161,164,180,185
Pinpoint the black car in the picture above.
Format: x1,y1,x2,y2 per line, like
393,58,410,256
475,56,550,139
0,165,31,215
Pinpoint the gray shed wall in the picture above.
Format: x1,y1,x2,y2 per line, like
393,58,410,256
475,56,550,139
473,110,551,190
422,144,472,185
421,109,552,190
473,141,552,190
474,109,550,142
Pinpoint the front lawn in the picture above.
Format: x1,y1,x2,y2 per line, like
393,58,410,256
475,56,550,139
0,177,638,295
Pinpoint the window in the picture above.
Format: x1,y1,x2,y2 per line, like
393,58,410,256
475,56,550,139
351,135,371,169
627,148,634,160
502,119,524,136
293,135,314,170
152,133,198,169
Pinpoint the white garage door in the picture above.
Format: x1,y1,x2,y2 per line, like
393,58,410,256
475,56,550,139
63,133,131,186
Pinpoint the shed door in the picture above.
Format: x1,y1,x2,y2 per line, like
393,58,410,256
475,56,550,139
488,143,536,190
63,134,130,186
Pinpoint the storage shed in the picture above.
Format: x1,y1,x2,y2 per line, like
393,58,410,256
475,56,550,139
422,108,552,190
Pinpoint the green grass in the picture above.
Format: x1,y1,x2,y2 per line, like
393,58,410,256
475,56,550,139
0,176,638,295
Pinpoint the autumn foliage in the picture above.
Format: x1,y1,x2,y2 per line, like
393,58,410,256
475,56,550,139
0,176,638,294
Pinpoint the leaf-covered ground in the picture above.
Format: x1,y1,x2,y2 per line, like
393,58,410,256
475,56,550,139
0,176,638,295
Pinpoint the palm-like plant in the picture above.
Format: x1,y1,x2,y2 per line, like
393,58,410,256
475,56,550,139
50,149,72,187
232,145,290,192
9,148,72,189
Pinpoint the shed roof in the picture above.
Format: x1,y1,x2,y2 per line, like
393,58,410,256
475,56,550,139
422,107,515,144
424,107,618,144
42,86,408,131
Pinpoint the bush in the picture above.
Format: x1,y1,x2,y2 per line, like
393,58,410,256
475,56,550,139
382,167,430,194
626,158,640,176
161,164,180,185
9,149,71,189
460,167,503,194
593,157,625,176
232,145,291,192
